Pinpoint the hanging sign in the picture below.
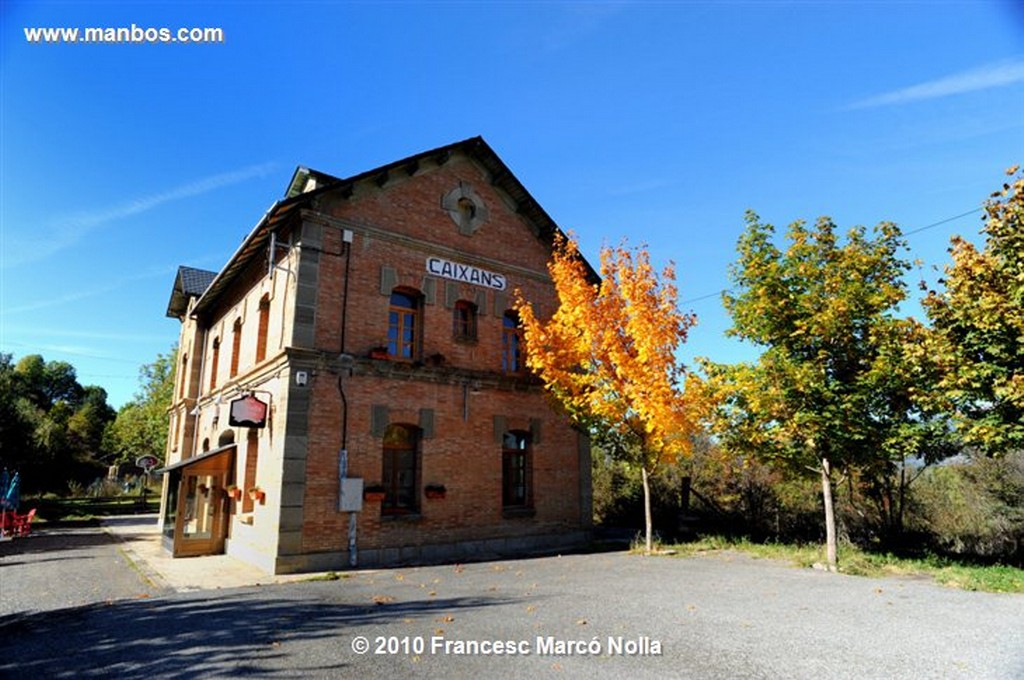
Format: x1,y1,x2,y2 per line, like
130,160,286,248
426,257,506,291
229,394,269,428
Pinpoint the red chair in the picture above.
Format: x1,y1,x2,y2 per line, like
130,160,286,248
11,508,35,537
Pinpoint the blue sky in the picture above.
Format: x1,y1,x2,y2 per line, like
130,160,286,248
2,1,1022,408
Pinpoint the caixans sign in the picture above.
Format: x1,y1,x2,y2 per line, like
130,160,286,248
426,257,506,291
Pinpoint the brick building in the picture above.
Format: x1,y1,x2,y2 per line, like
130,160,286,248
159,137,593,573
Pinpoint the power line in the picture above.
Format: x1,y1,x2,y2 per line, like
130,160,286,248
680,206,984,306
903,207,983,236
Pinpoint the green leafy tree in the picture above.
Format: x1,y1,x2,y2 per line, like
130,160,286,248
702,212,949,569
0,353,115,492
924,166,1024,453
0,354,34,471
105,346,176,465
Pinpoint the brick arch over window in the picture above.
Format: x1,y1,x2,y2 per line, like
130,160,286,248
217,430,235,447
382,423,421,515
387,288,423,360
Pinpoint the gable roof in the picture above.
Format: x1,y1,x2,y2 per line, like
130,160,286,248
187,136,593,319
166,266,218,318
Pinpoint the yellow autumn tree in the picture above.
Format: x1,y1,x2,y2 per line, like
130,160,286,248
516,234,700,553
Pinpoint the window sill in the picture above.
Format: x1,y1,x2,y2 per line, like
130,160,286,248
502,507,535,519
381,512,423,523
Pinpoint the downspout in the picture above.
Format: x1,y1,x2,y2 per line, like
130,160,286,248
335,229,356,566
339,231,352,449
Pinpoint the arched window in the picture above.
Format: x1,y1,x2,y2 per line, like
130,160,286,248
242,429,259,513
502,430,531,508
209,338,220,390
382,424,420,515
256,295,270,363
502,311,523,373
178,353,188,399
387,289,421,359
452,300,478,341
230,318,243,378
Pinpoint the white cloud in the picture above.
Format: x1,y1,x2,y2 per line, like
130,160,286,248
846,59,1024,110
2,163,275,268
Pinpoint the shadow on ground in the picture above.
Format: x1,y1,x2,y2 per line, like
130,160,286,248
0,588,522,678
0,524,147,557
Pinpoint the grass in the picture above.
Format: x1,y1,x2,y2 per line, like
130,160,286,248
29,494,161,523
655,535,1024,594
303,571,352,582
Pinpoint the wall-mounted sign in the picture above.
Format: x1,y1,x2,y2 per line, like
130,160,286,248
426,257,506,291
229,395,269,428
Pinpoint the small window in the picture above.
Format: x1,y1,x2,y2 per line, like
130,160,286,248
502,431,531,508
457,197,476,221
209,338,220,390
178,353,188,400
387,290,421,360
502,311,523,373
255,295,270,363
242,429,259,513
382,424,420,515
230,318,242,378
452,300,478,342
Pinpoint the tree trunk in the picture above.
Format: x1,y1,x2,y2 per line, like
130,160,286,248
820,457,838,572
642,465,653,554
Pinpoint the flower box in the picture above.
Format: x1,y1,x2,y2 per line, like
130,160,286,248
248,487,266,504
363,484,386,502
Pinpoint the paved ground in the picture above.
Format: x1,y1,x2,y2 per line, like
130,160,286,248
1,517,1022,678
0,521,166,616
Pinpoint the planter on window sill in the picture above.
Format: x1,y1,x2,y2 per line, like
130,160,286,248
248,487,266,504
363,485,386,502
424,484,446,500
224,485,242,501
368,347,389,360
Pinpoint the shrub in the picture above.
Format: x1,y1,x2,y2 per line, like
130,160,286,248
910,452,1024,564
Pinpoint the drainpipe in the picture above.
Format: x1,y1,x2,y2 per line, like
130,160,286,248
335,229,356,566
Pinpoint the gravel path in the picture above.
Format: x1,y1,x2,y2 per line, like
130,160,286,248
0,536,1020,679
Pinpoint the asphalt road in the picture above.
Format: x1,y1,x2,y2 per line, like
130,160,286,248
0,523,166,616
1,524,1022,679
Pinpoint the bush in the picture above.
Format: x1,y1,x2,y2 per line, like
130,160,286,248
910,452,1024,564
592,438,822,543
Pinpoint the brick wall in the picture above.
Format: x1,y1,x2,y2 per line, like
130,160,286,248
290,150,587,559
